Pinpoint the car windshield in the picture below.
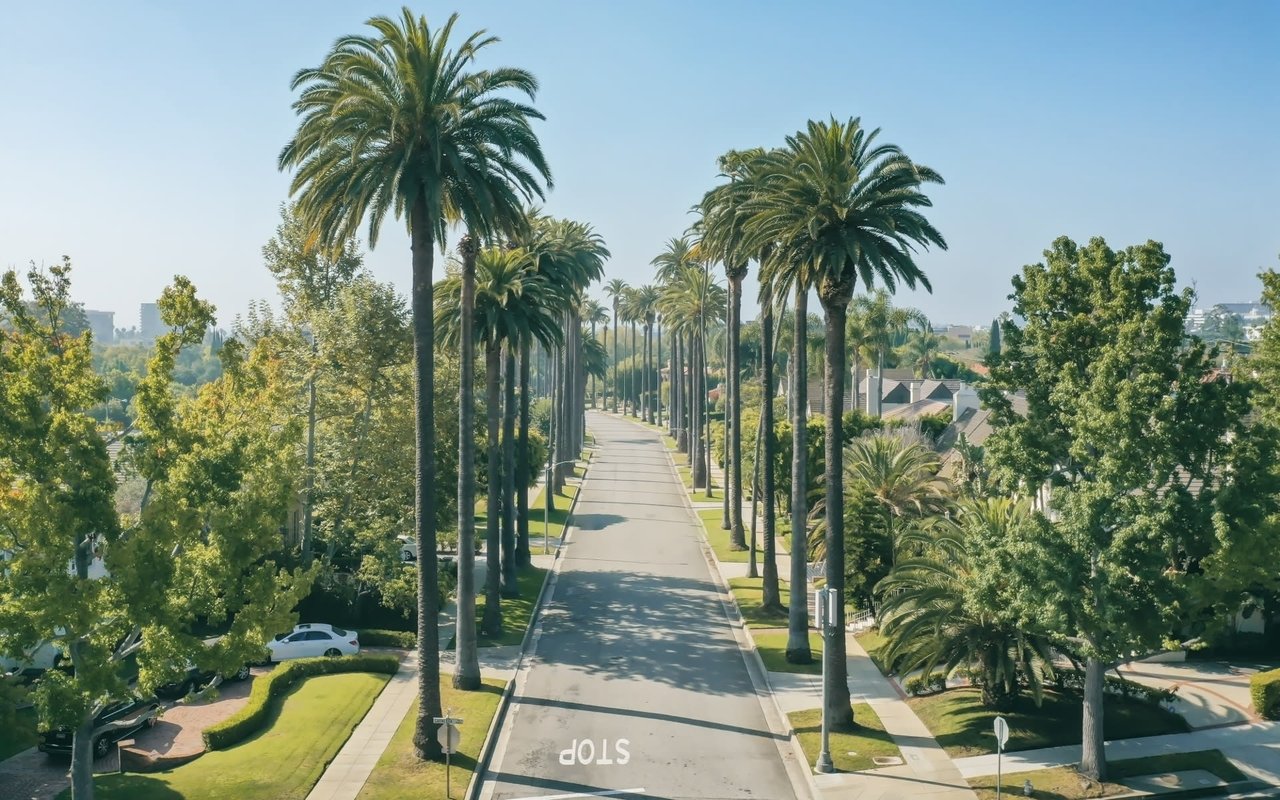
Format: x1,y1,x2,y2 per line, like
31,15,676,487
330,627,348,637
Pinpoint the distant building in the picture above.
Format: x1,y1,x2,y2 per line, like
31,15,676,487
139,302,170,341
83,309,115,344
945,325,974,346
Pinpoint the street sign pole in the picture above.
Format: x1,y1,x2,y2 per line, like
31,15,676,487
994,715,1009,800
434,711,463,798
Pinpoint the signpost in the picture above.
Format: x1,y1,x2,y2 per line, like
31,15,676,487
994,715,1010,800
814,587,839,774
434,711,463,798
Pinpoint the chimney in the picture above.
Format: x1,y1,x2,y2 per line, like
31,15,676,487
953,383,979,418
909,381,920,404
867,368,881,417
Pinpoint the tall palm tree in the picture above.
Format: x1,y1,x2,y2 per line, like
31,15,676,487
878,497,1057,711
604,279,628,414
652,237,700,448
858,291,929,415
451,234,481,689
744,117,946,733
582,299,608,407
660,262,726,489
280,9,550,755
633,285,661,423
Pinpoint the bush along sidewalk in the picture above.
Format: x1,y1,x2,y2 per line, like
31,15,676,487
202,654,400,750
357,629,417,648
1252,667,1280,719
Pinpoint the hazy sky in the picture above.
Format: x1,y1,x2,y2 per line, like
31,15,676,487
2,1,1277,330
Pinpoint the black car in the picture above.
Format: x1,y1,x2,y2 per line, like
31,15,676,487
155,661,250,700
38,697,161,758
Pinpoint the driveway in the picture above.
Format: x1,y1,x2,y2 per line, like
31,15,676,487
478,412,801,800
1118,659,1268,728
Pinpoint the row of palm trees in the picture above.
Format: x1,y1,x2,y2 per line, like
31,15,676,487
278,8,607,760
591,120,947,730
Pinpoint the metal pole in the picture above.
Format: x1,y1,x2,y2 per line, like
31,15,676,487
996,738,1002,800
816,587,834,773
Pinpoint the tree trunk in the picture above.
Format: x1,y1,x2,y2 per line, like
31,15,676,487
821,291,854,728
656,320,663,427
675,335,687,450
301,365,317,567
630,323,638,417
691,333,707,488
547,347,558,514
787,284,813,663
729,273,746,549
611,308,619,413
704,329,714,498
516,343,532,568
409,199,443,760
761,295,783,613
748,402,762,579
501,344,519,597
453,233,480,690
481,341,504,638
590,322,597,408
1081,656,1107,779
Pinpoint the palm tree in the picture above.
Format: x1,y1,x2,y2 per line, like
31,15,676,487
582,299,608,407
633,285,661,424
877,497,1056,711
279,9,551,756
858,291,929,415
899,329,944,379
744,117,946,732
660,262,726,490
604,279,628,414
451,234,481,690
652,238,700,448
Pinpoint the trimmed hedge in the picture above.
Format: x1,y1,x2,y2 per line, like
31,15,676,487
357,629,417,648
202,654,399,750
1252,668,1280,720
905,672,947,696
1051,668,1178,706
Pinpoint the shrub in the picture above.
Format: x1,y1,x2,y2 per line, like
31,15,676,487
904,672,947,696
1252,668,1280,720
1050,668,1178,706
357,629,416,648
202,654,400,750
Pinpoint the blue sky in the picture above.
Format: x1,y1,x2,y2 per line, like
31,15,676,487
2,0,1276,330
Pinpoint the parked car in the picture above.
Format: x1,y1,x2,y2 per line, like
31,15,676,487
38,696,161,759
397,536,458,570
266,625,359,662
154,636,251,699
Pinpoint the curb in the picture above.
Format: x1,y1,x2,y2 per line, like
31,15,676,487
655,425,820,800
466,447,593,800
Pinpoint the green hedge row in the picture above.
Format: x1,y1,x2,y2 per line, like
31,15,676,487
202,654,400,750
1252,668,1280,720
357,629,417,648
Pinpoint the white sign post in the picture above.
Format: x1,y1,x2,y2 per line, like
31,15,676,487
434,711,463,798
993,715,1010,800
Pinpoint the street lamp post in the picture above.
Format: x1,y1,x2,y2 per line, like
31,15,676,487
544,458,580,554
815,587,838,773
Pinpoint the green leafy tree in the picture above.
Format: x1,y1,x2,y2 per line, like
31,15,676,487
0,263,312,800
981,236,1271,779
280,8,551,756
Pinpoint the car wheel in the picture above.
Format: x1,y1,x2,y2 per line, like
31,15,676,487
323,648,341,657
233,665,250,681
93,736,111,759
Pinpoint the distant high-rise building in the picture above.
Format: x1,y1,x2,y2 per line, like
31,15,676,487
139,302,169,341
83,310,115,344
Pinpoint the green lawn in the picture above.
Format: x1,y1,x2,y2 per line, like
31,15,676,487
729,577,792,628
968,749,1247,799
527,484,580,546
910,687,1191,758
0,706,37,761
77,672,389,800
358,677,505,799
468,565,550,648
676,465,694,487
688,486,722,503
754,630,823,674
790,704,901,772
855,629,890,676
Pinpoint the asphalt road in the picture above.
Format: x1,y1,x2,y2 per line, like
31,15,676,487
479,412,799,800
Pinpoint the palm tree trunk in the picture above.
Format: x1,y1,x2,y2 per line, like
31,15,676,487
703,329,714,498
656,319,663,427
643,321,651,423
674,334,686,450
516,342,533,568
481,340,504,638
630,323,638,417
611,308,619,413
453,234,480,690
729,274,746,548
547,346,558,514
786,284,812,662
761,294,783,613
691,332,706,488
409,200,443,760
748,398,762,579
590,322,597,408
501,344,519,597
821,292,854,728
721,316,731,529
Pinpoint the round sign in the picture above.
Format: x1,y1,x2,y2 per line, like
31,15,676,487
438,723,461,754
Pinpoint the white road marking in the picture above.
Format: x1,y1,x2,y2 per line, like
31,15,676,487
506,790,646,800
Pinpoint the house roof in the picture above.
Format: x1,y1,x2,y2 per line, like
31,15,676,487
883,399,951,422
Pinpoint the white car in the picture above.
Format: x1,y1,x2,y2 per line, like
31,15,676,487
266,624,359,662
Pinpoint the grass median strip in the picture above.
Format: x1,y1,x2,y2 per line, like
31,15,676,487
910,686,1191,757
76,672,389,800
729,576,792,628
968,749,1247,799
357,677,506,800
789,703,901,772
466,565,549,648
753,630,823,674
